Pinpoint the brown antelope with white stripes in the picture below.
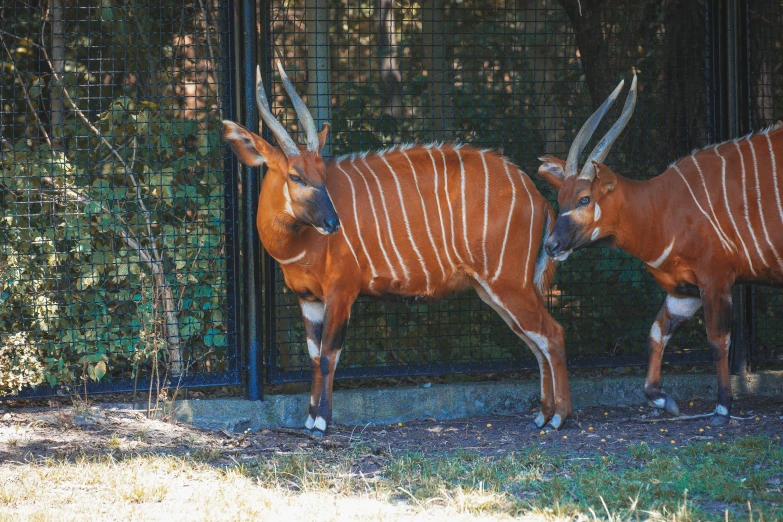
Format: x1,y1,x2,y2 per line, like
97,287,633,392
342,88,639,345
538,74,783,425
222,62,570,434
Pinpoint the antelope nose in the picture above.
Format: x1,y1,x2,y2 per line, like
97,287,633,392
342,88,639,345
545,238,560,257
324,217,340,234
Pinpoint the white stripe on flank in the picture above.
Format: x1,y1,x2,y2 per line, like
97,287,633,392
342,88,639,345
748,140,783,271
381,155,431,293
428,149,455,271
714,146,756,275
518,170,536,287
403,151,446,282
348,160,398,280
273,251,306,265
766,133,783,245
324,184,359,269
734,141,769,268
647,238,675,269
441,148,465,265
690,155,736,252
481,151,490,274
334,164,376,277
491,160,517,283
455,149,476,263
672,164,734,253
362,158,411,282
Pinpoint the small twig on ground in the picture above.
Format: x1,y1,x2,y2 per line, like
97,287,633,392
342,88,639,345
639,413,754,423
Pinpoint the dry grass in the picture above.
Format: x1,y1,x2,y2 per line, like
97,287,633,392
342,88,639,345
0,454,528,522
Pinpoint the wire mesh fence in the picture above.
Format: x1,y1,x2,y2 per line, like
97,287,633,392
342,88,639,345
263,0,725,383
2,0,780,398
748,0,783,364
0,0,239,397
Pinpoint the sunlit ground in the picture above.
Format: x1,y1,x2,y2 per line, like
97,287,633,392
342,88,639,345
0,402,781,521
1,438,781,521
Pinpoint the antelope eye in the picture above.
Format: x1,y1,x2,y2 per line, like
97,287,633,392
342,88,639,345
578,196,590,207
289,174,305,185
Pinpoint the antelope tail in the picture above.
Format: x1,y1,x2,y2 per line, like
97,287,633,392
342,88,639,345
534,205,557,298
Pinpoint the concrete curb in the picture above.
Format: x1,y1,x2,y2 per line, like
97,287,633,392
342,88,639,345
170,371,783,433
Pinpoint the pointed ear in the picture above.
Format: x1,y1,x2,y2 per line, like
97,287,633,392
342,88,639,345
592,161,617,194
536,155,566,190
318,123,330,151
222,120,287,170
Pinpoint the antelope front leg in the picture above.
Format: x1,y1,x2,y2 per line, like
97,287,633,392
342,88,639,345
300,299,325,432
310,300,352,436
644,295,702,416
702,284,733,426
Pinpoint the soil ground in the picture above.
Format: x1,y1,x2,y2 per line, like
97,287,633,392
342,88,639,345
2,395,781,464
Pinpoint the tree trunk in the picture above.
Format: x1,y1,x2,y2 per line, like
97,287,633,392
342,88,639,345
50,0,65,151
376,0,403,120
306,0,333,156
661,0,707,156
558,0,617,108
421,0,453,141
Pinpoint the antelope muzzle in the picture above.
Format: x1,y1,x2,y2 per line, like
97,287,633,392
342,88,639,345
545,214,585,261
307,188,340,235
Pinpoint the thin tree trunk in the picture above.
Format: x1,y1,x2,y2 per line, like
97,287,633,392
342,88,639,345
558,0,616,108
377,0,403,120
306,0,333,156
662,0,706,156
422,0,452,142
50,0,65,151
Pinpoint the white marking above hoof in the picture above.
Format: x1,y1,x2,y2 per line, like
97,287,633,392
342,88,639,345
313,417,327,432
305,415,315,431
651,398,666,409
533,412,546,428
715,404,729,416
650,322,662,344
307,339,320,359
548,414,562,429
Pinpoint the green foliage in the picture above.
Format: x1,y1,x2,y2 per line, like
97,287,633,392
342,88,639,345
0,332,45,396
0,1,231,387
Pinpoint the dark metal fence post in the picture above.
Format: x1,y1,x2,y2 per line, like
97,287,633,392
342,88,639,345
236,0,263,400
727,0,752,375
259,0,278,384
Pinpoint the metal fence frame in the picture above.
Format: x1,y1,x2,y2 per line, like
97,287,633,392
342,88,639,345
3,0,779,401
245,0,781,399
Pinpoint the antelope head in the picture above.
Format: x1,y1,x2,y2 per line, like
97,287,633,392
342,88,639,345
222,61,339,235
538,75,637,261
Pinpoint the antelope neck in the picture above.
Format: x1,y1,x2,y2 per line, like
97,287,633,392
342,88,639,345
609,175,669,264
256,173,322,263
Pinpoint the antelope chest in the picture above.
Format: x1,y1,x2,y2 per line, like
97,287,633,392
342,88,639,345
278,260,324,301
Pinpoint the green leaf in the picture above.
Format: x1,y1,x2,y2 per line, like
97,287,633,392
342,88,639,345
93,361,107,381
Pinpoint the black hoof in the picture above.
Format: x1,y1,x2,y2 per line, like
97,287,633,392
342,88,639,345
663,396,680,417
311,428,326,438
648,395,679,416
542,423,558,432
709,414,729,426
526,412,548,430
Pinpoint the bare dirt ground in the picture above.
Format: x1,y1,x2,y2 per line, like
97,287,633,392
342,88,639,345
1,395,781,465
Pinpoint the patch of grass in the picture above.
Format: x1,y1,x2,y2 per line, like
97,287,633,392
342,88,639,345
0,436,781,521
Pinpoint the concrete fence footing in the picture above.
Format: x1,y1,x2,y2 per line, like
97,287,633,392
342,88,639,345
161,371,783,433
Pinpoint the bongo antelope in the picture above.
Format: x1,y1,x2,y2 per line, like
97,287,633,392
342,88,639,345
222,62,571,434
538,75,783,425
